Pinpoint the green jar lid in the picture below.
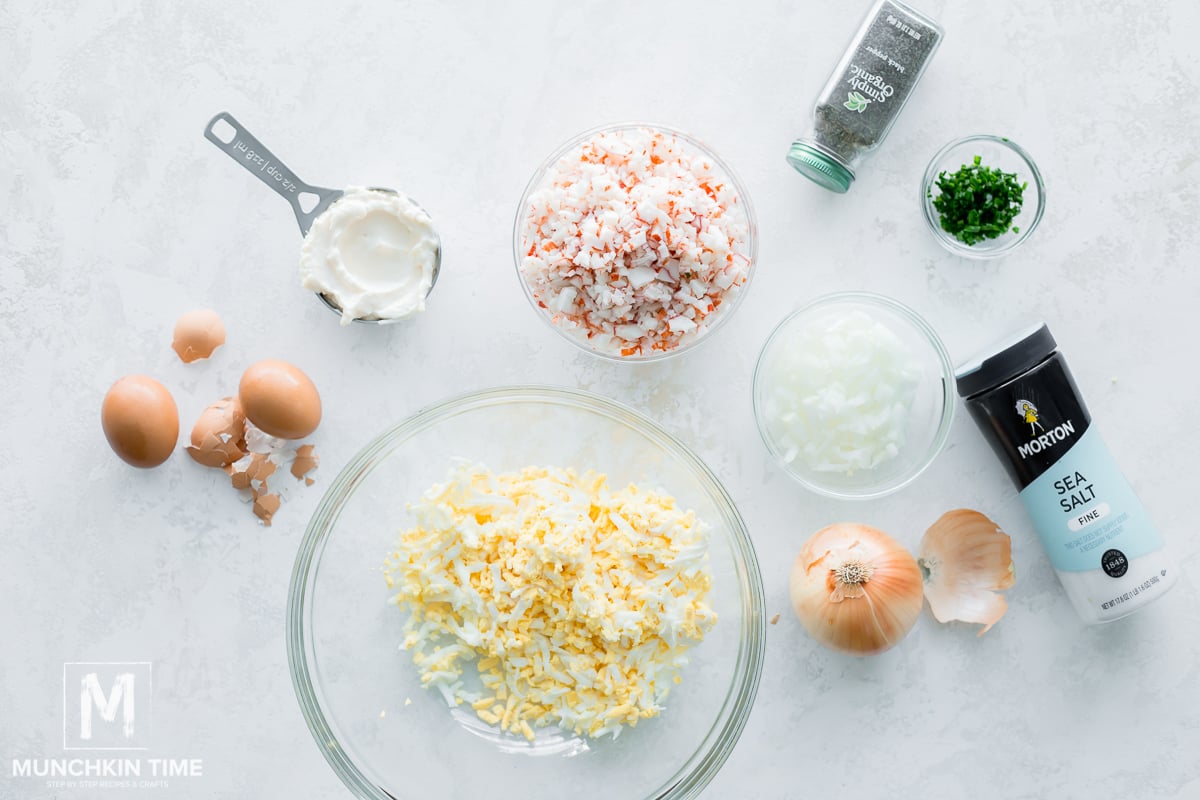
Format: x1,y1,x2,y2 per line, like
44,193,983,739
786,141,854,193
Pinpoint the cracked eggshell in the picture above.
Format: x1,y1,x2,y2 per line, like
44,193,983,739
291,444,319,481
238,359,322,440
185,397,247,468
253,491,281,525
172,309,226,363
101,375,179,468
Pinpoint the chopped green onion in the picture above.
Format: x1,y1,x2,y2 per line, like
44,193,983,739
931,155,1027,246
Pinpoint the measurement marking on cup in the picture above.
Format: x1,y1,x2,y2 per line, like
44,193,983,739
231,139,297,192
265,163,297,192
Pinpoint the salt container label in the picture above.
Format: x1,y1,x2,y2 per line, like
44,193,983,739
1019,427,1165,572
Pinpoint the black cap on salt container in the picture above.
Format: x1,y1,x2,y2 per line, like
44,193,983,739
954,323,1058,400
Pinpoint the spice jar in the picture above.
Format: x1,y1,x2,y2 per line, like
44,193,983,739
787,0,943,193
957,324,1178,624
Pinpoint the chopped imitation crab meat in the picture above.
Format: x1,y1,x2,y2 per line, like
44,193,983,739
519,127,752,356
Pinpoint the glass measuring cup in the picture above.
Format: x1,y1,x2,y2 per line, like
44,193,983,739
203,112,441,325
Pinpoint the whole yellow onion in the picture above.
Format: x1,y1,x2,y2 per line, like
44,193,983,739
790,523,924,655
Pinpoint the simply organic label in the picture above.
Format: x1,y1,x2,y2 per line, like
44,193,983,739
843,63,895,112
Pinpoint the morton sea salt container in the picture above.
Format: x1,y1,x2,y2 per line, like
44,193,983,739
955,324,1177,624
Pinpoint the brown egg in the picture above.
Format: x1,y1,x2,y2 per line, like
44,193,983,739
238,359,322,440
185,396,247,468
172,309,226,363
101,375,180,468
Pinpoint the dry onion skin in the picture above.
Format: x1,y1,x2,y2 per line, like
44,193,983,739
919,509,1015,635
790,523,924,656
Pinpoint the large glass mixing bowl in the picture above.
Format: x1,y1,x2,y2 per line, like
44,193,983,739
287,386,766,799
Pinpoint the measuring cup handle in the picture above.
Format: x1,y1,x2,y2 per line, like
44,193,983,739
203,112,339,235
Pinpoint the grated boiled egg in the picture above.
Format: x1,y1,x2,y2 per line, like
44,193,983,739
383,463,716,742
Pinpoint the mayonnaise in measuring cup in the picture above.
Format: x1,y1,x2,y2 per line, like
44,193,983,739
300,187,439,325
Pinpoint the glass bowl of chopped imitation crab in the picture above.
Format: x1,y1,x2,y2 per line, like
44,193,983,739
287,386,766,800
514,123,758,361
921,134,1046,259
753,292,956,500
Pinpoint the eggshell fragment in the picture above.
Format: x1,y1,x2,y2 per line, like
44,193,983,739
290,444,319,481
230,467,252,491
253,492,281,525
185,397,246,467
101,375,180,468
218,415,320,525
172,309,226,363
246,452,277,485
238,359,322,440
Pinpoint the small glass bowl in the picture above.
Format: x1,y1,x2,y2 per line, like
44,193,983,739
752,292,955,500
513,123,758,363
921,134,1046,259
288,386,766,800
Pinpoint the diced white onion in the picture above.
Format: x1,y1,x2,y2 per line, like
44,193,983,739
761,310,922,474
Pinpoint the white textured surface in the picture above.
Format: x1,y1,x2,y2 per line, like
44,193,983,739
3,1,1199,798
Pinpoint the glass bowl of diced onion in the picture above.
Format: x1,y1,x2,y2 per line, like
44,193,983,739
752,292,955,499
288,386,766,800
513,122,758,362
